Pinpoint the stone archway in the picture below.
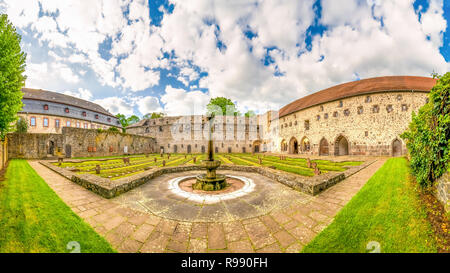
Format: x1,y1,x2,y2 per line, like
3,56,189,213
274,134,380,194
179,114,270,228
392,139,402,157
335,135,349,156
253,140,261,153
289,137,298,154
319,138,329,156
280,139,287,152
48,140,55,155
187,145,192,153
300,137,310,152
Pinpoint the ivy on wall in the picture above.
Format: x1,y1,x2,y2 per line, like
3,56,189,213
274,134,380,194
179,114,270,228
401,72,450,187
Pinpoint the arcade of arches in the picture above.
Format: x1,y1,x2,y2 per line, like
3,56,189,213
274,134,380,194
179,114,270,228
281,135,354,156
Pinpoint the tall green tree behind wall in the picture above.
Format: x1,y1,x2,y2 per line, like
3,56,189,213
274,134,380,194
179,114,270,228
0,14,27,140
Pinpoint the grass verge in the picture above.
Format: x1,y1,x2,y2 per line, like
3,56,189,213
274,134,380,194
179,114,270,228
0,159,115,253
302,157,437,253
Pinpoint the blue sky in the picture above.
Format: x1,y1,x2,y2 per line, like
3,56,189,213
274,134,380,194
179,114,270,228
1,0,449,117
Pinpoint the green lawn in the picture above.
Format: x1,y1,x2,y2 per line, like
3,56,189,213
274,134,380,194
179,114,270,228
56,153,362,179
302,157,437,253
0,160,115,253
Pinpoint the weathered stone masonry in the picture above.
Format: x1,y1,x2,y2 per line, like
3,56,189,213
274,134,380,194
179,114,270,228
8,127,156,159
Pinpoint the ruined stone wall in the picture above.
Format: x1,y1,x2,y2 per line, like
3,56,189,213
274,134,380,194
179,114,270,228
7,128,156,159
277,91,428,156
127,115,270,154
435,172,449,213
8,133,63,159
62,127,155,157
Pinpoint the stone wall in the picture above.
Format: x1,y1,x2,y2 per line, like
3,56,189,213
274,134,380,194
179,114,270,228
0,137,7,171
8,127,156,159
277,91,428,156
8,133,63,159
435,172,449,213
126,113,276,154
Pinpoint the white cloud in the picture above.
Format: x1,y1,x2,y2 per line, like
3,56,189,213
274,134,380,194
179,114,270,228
5,0,450,116
116,54,160,91
52,63,80,83
136,96,163,115
93,96,134,116
160,86,211,116
63,88,93,101
2,0,39,28
25,60,80,87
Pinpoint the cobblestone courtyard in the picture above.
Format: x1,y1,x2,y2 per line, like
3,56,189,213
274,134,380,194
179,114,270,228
28,158,386,253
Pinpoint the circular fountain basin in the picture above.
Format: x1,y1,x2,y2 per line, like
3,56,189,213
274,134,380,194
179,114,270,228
168,175,255,204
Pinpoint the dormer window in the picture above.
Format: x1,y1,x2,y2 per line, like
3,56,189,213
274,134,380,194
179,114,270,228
64,107,69,113
43,104,49,110
82,111,87,117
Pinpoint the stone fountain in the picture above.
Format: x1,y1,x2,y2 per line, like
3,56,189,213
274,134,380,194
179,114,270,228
192,113,227,191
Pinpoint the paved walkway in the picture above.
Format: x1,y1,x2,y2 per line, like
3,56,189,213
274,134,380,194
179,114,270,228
28,159,386,253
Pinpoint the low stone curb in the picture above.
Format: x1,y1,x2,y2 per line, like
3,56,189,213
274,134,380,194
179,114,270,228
40,159,376,199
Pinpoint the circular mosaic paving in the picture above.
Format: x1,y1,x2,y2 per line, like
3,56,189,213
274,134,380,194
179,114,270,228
168,175,256,204
114,170,311,223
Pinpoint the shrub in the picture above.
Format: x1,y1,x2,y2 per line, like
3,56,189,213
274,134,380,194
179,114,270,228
107,126,120,133
401,72,450,187
15,117,28,133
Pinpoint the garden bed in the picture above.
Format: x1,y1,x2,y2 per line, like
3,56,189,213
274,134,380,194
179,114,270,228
41,154,373,199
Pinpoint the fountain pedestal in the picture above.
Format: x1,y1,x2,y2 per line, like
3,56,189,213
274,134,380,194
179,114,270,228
193,160,227,191
193,113,227,191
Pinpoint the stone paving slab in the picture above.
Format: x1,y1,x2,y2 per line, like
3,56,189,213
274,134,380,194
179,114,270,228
28,158,386,253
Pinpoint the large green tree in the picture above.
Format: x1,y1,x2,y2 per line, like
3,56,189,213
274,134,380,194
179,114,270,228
244,110,256,117
143,112,165,119
401,72,449,187
0,14,27,139
115,114,141,133
206,97,240,116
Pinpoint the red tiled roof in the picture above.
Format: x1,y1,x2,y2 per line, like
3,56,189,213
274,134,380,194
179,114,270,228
278,76,437,118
